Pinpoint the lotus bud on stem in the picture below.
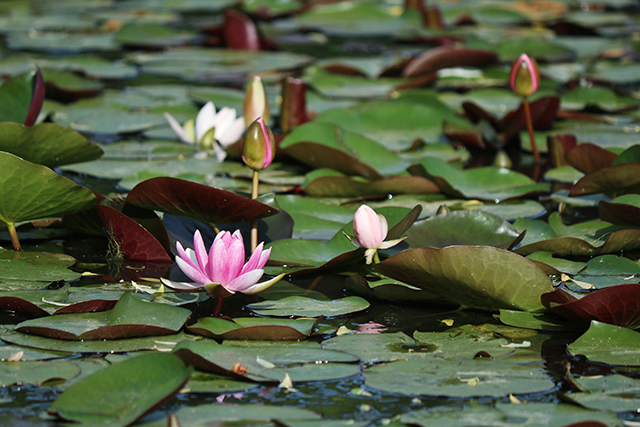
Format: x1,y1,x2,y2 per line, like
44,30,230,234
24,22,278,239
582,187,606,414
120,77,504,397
242,117,276,253
244,76,270,128
347,205,406,265
510,53,541,164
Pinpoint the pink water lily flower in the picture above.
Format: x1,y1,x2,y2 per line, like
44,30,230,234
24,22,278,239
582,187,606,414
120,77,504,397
164,101,245,161
161,229,282,297
349,205,406,264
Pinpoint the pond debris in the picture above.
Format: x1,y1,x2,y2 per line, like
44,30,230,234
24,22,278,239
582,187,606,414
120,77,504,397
256,356,275,369
278,373,297,392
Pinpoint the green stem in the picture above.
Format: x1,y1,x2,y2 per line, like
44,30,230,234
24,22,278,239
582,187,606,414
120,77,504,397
250,170,259,254
373,251,380,265
522,96,540,164
8,223,21,251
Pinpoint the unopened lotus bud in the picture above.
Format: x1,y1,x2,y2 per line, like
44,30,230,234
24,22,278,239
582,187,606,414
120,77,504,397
244,76,269,128
510,54,539,97
242,117,275,171
280,77,307,134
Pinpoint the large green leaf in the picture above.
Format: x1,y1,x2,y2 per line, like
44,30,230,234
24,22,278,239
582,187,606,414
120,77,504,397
376,246,553,311
315,100,471,151
49,353,192,427
246,296,370,318
410,157,550,201
0,360,81,387
0,123,103,167
187,317,317,341
14,292,191,340
567,321,640,366
0,151,96,224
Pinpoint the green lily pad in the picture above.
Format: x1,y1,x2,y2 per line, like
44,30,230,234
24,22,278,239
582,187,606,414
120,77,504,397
0,248,76,267
115,22,198,48
0,331,201,354
0,151,96,225
302,169,440,197
14,292,191,340
364,357,553,398
562,85,638,112
495,37,575,62
0,122,103,168
53,106,167,135
187,317,317,341
303,66,405,99
411,157,550,201
566,374,640,412
49,353,192,427
515,213,640,256
0,360,81,387
0,259,81,283
246,296,370,318
171,404,321,425
281,121,408,178
315,100,471,151
345,274,444,304
42,68,104,99
405,210,521,249
499,309,577,332
0,69,40,124
173,340,360,383
568,321,640,366
6,32,116,54
183,371,256,394
376,246,553,311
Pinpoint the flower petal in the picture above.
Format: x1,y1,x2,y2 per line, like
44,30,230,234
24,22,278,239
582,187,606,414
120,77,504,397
239,273,285,295
242,242,269,273
224,269,264,293
176,243,198,271
353,205,386,249
160,278,205,291
193,230,209,274
164,113,193,143
196,101,216,143
218,117,245,147
176,256,210,285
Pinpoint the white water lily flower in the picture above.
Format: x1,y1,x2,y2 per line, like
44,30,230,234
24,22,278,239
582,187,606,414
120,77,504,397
164,101,245,161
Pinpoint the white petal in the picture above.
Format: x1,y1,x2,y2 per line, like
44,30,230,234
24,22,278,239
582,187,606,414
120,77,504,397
195,101,216,143
164,113,192,143
160,278,205,291
218,117,245,147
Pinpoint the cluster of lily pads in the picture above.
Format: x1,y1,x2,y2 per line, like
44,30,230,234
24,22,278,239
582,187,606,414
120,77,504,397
2,0,640,426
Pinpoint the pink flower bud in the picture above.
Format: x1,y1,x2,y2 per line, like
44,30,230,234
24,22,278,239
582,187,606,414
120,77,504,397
510,53,539,97
353,205,388,249
244,76,270,128
242,117,275,171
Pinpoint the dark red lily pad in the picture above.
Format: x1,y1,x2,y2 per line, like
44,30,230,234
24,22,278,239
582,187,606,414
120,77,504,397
500,96,560,143
599,199,640,226
403,46,499,77
285,142,383,180
96,205,171,263
541,284,640,329
569,162,640,196
547,134,577,168
565,143,617,174
125,177,278,224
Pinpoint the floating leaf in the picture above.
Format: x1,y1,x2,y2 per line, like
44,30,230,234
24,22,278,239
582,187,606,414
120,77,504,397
566,375,640,412
599,194,640,225
570,162,640,196
0,123,103,168
0,68,44,125
49,353,192,427
376,246,553,311
542,284,640,329
0,360,81,387
0,151,96,224
246,296,370,318
187,317,317,341
15,292,190,340
499,309,576,332
126,176,278,224
567,321,640,366
172,404,321,425
173,340,359,383
403,46,499,77
96,205,171,263
410,157,550,201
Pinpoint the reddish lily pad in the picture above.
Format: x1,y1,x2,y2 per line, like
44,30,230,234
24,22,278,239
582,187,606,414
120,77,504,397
541,284,640,329
14,292,190,341
565,143,617,174
49,353,192,427
126,176,278,224
376,246,554,311
96,205,171,263
569,162,640,196
598,194,640,225
187,317,317,341
403,46,499,77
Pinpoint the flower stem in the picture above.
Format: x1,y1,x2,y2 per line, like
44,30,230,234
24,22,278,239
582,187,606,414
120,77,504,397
373,251,381,265
522,97,540,164
8,223,21,251
213,297,224,317
250,170,259,253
